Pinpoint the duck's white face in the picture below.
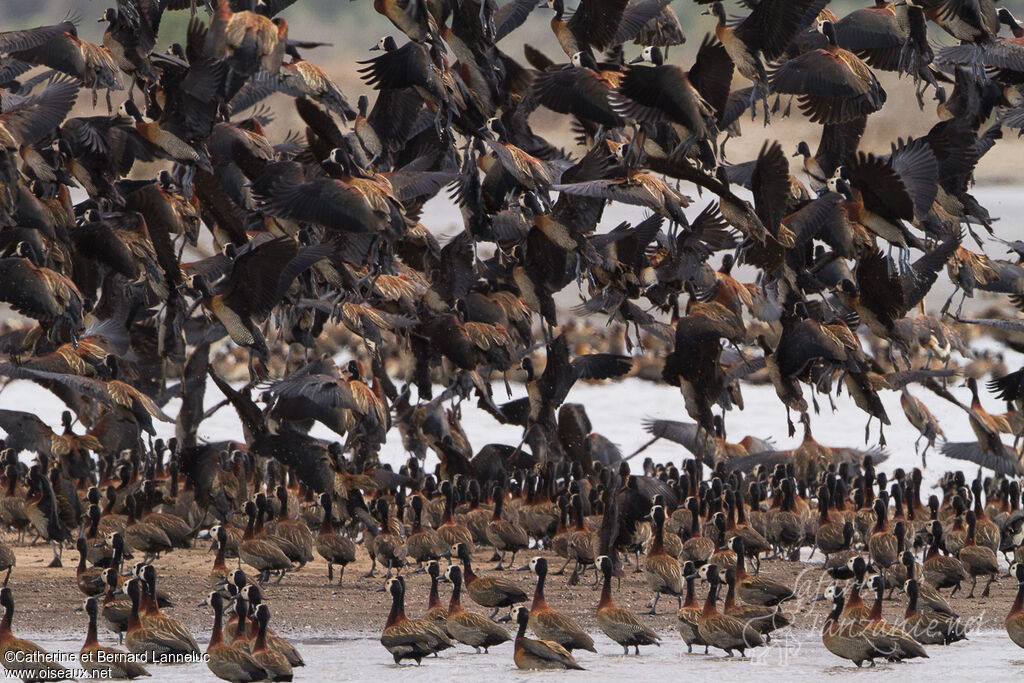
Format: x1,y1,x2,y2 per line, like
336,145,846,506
529,557,541,573
698,564,710,580
824,584,837,600
377,37,388,50
570,52,584,68
643,46,655,62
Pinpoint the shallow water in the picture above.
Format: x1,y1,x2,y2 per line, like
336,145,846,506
9,630,1023,681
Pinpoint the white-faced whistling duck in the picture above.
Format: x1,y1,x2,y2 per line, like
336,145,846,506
903,579,967,646
123,578,193,661
239,500,293,586
76,536,104,597
924,520,969,597
381,576,452,664
0,587,70,679
720,567,792,642
424,561,449,627
406,495,446,569
527,556,595,652
865,574,929,661
80,596,150,680
730,537,794,606
250,604,292,682
958,510,999,598
615,38,730,159
100,568,131,643
370,497,407,578
696,563,765,657
202,590,268,682
821,584,883,667
486,485,528,570
238,585,303,668
702,0,822,121
436,481,474,552
643,505,682,614
313,493,355,585
770,20,886,124
676,560,707,654
139,565,200,654
451,542,527,621
211,525,232,589
510,606,583,670
443,564,511,653
595,555,660,654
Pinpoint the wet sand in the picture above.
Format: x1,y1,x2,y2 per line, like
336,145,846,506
7,538,1019,642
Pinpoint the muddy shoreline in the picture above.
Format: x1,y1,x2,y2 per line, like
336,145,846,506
4,539,1018,645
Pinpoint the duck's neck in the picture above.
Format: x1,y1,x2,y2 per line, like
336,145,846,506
84,611,99,647
208,605,223,648
213,541,228,572
385,593,406,628
254,617,269,653
869,590,883,622
597,571,614,610
683,576,697,608
701,581,719,617
724,580,737,612
847,582,864,609
905,591,918,619
531,570,548,610
447,579,463,615
235,609,247,641
428,576,442,611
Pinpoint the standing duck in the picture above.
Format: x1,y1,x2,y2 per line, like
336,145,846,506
370,498,407,578
380,576,452,664
680,497,713,566
423,561,449,627
903,579,966,645
79,596,150,680
314,494,356,585
406,496,446,570
958,510,999,598
867,497,899,570
238,586,303,669
76,536,105,597
730,537,793,606
443,565,511,653
511,606,583,670
486,486,529,570
249,605,292,682
696,564,765,657
721,567,791,642
864,575,929,661
644,505,683,614
924,520,968,596
527,557,596,652
676,560,707,654
436,481,474,553
595,555,660,655
821,585,882,667
202,591,267,683
123,578,195,661
239,500,293,585
210,525,232,589
0,587,69,680
451,542,527,621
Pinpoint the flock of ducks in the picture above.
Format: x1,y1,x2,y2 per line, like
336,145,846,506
2,0,1024,677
